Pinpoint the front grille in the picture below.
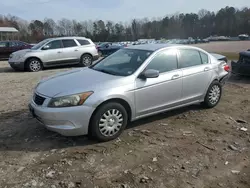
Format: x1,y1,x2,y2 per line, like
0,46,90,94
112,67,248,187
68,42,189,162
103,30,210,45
34,93,46,105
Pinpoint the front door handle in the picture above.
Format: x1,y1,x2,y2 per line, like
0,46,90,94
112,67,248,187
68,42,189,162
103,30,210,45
204,67,210,71
172,74,180,80
74,49,79,51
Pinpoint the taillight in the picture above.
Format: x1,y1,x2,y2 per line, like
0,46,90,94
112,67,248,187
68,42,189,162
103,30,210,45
224,64,230,72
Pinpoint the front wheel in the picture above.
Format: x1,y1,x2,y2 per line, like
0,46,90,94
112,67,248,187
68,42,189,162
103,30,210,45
203,81,222,108
26,58,43,72
90,102,128,142
80,54,93,67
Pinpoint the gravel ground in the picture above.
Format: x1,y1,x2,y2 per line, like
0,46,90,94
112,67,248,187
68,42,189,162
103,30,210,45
0,58,250,188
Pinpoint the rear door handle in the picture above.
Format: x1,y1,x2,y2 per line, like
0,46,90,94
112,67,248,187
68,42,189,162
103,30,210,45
57,51,62,53
172,74,180,80
204,67,210,71
74,49,79,51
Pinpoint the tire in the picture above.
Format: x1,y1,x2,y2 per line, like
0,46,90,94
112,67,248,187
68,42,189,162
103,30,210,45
26,58,43,72
80,54,93,67
203,81,222,108
90,102,128,142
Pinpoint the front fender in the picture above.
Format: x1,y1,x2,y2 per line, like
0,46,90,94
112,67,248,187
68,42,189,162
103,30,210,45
92,94,136,120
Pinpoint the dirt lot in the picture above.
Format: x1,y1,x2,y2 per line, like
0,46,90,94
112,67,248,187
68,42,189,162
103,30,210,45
0,57,250,188
194,41,250,53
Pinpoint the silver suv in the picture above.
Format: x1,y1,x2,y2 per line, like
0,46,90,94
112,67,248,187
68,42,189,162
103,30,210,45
29,44,230,141
8,37,99,72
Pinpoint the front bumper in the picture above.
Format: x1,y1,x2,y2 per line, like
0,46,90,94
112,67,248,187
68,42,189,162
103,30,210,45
29,100,95,136
8,59,25,71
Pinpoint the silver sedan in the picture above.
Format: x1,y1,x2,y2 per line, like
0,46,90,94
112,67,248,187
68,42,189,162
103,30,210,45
29,44,229,141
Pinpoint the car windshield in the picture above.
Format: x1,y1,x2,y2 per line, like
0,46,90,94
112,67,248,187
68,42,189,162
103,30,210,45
31,39,51,50
91,48,152,76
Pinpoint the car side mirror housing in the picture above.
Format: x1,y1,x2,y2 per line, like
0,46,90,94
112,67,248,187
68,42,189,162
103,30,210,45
140,69,159,79
42,45,50,50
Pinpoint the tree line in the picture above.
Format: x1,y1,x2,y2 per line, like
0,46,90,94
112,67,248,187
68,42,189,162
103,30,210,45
0,6,249,43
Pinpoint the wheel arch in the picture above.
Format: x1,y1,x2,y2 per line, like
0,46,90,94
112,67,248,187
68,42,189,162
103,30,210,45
88,98,133,134
81,53,93,59
24,56,43,70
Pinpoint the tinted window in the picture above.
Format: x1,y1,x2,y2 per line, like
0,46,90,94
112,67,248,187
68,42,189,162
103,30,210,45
77,39,90,45
179,49,202,68
146,49,178,73
10,41,25,47
46,40,62,50
200,52,209,64
0,42,8,47
62,39,77,48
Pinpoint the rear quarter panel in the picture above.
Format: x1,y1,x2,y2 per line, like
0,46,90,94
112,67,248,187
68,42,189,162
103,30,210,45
77,45,98,59
209,54,229,83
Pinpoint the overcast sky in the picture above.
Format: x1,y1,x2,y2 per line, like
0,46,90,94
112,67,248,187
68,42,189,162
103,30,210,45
0,0,249,22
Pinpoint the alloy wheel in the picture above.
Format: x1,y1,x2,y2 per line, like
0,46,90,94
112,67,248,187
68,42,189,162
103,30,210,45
98,109,124,137
29,60,41,72
208,85,221,105
82,56,92,66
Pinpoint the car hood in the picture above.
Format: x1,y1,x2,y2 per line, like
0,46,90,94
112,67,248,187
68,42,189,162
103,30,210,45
13,49,33,56
36,68,127,97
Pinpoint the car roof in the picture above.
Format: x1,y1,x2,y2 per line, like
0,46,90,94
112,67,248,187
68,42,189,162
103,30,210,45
49,36,89,40
0,40,22,42
126,44,183,51
240,51,250,57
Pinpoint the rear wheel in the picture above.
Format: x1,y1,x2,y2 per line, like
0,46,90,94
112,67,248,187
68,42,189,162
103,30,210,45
90,102,128,142
203,81,222,108
26,58,43,72
80,54,93,67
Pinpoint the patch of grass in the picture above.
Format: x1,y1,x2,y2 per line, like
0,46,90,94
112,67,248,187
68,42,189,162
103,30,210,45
212,52,239,60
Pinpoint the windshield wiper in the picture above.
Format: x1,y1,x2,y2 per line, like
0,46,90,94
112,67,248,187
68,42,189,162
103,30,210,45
94,68,120,76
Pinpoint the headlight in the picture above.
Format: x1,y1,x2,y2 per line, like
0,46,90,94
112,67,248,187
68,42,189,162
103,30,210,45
9,54,13,58
48,92,93,108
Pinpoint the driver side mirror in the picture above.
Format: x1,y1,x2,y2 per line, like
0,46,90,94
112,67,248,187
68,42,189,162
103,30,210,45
139,69,159,79
42,45,50,50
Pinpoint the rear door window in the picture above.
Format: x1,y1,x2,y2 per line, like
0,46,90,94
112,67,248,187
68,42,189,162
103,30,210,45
179,49,202,68
199,52,209,64
77,39,90,46
62,39,77,48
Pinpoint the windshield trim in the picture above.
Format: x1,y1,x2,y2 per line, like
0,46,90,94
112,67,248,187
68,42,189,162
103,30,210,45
90,48,153,69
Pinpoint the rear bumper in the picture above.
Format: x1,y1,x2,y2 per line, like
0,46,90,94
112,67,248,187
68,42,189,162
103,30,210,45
93,55,99,61
231,61,250,76
8,60,25,70
220,73,230,85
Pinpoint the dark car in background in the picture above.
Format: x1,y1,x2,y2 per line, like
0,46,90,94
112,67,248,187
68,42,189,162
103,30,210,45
231,50,250,76
97,42,124,56
0,41,33,59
